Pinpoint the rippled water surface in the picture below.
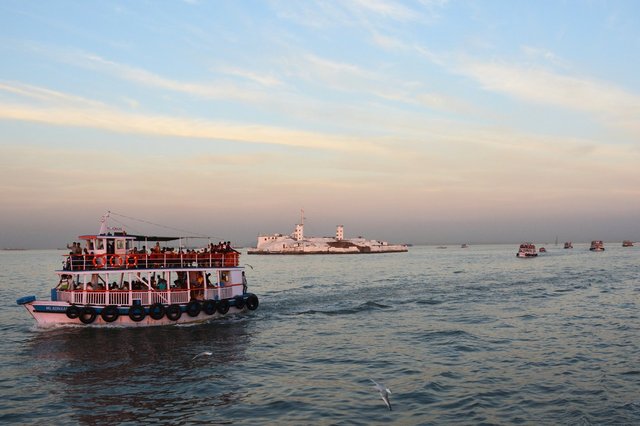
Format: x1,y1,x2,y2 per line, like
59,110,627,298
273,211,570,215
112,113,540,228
1,245,639,424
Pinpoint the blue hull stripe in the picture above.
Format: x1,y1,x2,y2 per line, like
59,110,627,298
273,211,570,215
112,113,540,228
31,296,249,314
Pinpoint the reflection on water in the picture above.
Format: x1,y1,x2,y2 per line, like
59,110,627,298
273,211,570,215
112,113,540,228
24,320,251,424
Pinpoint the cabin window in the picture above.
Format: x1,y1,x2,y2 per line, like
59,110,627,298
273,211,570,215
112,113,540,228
96,239,104,250
116,240,125,250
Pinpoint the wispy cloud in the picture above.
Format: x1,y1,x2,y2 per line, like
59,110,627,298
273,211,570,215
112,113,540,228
215,66,283,87
70,52,267,103
0,102,380,153
0,81,105,108
0,82,384,154
348,0,420,21
520,45,569,69
456,59,640,136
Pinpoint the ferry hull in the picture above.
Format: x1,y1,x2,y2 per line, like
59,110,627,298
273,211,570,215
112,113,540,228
22,299,255,328
247,248,408,255
516,252,537,258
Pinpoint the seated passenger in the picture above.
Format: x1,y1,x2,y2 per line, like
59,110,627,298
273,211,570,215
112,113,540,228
157,278,167,290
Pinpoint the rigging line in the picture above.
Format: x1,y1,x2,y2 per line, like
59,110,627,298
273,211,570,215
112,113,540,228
108,211,213,238
109,216,143,235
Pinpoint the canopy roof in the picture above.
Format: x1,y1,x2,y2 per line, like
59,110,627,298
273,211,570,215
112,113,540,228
78,234,180,242
129,234,180,242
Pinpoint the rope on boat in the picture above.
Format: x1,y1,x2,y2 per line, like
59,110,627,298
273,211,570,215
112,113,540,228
108,211,224,241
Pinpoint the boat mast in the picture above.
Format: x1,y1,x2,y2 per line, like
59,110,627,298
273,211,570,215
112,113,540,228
99,211,110,235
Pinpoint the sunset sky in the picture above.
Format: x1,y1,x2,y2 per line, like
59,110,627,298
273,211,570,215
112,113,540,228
1,1,639,248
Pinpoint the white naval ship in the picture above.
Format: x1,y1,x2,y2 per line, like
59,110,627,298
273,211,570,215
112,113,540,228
247,212,408,255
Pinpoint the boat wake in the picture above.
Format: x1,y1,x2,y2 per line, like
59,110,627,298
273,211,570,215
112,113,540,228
292,301,391,316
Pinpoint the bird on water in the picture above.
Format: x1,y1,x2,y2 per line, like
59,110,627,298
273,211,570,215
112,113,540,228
370,379,392,410
192,351,213,360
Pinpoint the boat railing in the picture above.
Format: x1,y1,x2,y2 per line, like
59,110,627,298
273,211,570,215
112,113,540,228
56,283,242,306
63,252,240,271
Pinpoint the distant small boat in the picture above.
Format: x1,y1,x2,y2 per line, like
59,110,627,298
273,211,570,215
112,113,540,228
539,247,547,253
461,244,469,248
589,240,605,251
564,241,573,249
517,243,537,258
622,240,634,247
436,246,447,249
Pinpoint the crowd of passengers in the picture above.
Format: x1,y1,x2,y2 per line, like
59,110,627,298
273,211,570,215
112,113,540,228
64,241,238,270
57,271,216,293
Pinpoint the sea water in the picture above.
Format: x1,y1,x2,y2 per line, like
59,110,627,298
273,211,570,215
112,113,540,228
0,245,638,424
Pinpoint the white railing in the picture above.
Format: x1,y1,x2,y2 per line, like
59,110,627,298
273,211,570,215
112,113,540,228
58,289,193,306
56,283,244,306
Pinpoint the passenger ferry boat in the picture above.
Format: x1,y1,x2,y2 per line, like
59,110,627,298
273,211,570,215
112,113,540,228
16,213,259,327
589,240,605,251
516,243,538,258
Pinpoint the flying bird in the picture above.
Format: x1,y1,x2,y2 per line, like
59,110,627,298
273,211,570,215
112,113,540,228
370,379,392,411
192,351,213,360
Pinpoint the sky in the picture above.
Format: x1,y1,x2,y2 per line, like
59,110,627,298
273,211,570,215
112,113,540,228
1,0,639,248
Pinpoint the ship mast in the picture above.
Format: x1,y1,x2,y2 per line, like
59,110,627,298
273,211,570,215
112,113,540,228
99,211,110,235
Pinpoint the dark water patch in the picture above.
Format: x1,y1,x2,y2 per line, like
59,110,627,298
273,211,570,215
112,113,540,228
438,370,462,380
420,329,474,341
436,395,481,411
517,314,536,321
454,344,480,353
291,301,391,316
415,298,445,305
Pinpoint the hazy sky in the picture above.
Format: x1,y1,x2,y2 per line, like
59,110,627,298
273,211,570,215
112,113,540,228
1,0,639,248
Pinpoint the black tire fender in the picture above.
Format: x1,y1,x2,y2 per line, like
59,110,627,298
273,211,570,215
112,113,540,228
101,305,119,323
217,299,230,315
166,304,182,321
234,296,245,310
186,300,202,317
149,303,165,320
79,306,97,324
128,305,146,322
66,304,81,319
245,294,259,311
203,299,217,315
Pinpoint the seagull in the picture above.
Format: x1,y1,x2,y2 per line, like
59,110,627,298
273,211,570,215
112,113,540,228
192,351,213,360
370,379,392,411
